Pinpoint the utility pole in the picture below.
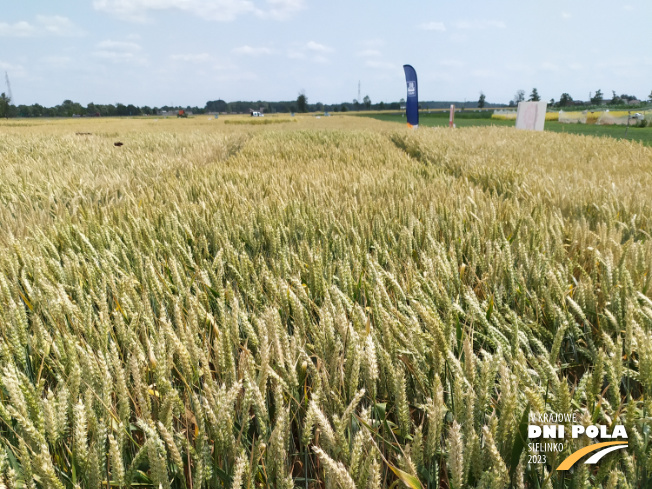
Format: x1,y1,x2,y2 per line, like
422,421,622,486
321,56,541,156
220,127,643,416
5,72,12,101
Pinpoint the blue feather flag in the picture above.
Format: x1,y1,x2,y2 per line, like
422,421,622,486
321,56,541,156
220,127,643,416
403,64,419,128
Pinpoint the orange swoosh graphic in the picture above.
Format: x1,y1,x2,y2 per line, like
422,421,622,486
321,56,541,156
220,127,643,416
557,442,628,471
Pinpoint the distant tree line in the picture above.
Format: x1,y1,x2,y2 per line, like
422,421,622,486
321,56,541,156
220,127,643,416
7,88,648,119
1,93,505,119
507,88,652,109
1,99,200,118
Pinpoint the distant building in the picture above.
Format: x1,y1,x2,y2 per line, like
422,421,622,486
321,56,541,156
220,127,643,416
159,110,193,117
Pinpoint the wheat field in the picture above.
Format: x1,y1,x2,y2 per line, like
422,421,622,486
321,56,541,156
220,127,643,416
0,115,651,489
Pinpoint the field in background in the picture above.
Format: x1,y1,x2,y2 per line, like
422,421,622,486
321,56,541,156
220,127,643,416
1,116,651,489
362,111,652,145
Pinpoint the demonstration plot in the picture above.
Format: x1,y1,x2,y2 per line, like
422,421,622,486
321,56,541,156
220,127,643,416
0,117,651,488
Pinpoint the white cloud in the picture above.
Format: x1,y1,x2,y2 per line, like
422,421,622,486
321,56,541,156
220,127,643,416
263,0,305,20
419,21,446,32
0,21,36,37
170,53,212,62
36,15,85,36
361,39,385,48
93,0,304,22
97,40,142,51
454,20,506,29
168,56,236,71
93,39,146,64
305,41,333,53
357,49,381,58
93,0,254,22
540,61,559,72
439,59,465,68
471,69,498,78
0,16,84,37
365,60,397,70
561,11,572,20
287,50,305,59
286,42,332,62
422,72,455,83
233,45,275,56
214,71,257,82
505,62,533,73
93,51,140,61
43,55,74,67
0,60,26,77
449,33,468,43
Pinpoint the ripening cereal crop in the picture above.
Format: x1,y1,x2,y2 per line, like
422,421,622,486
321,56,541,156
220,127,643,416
0,115,651,489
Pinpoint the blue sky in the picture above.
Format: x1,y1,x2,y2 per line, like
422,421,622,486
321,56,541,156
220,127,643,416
2,0,651,107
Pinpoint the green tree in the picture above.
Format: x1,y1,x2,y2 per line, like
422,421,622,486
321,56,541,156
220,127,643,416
590,89,603,105
559,93,573,107
59,99,79,117
296,91,307,113
478,91,486,108
105,104,117,117
205,100,228,113
363,95,371,110
513,89,525,105
528,88,540,102
29,103,44,117
648,90,652,103
116,103,129,116
0,92,10,118
126,104,141,116
610,90,622,105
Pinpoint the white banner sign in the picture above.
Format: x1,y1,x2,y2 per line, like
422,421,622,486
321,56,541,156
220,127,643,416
516,101,547,131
